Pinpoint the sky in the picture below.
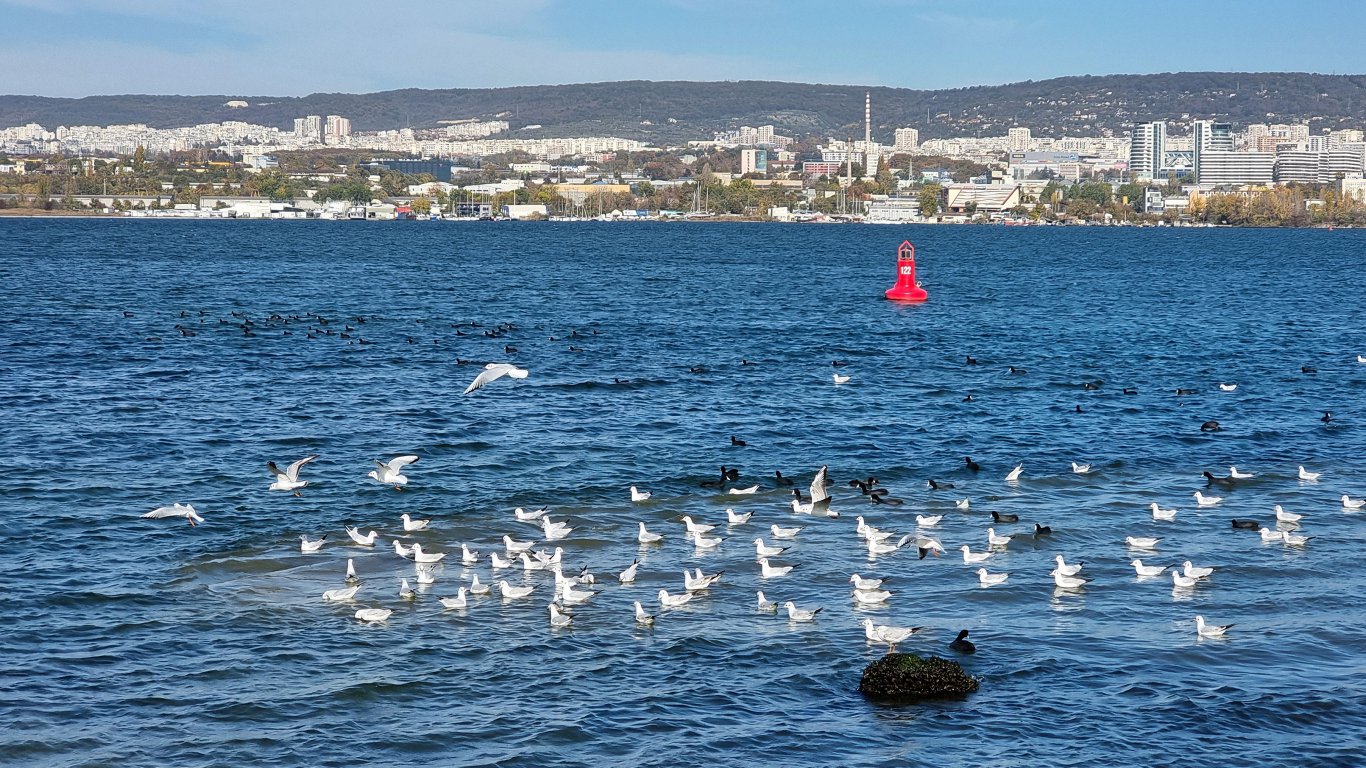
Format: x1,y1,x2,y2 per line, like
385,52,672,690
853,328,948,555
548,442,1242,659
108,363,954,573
3,0,1365,98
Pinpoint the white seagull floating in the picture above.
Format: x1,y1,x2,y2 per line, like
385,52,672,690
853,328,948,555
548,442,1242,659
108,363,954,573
1005,464,1023,482
541,517,573,541
754,538,788,558
1358,354,1366,364
1195,615,1233,638
868,538,899,556
759,558,793,578
682,516,715,535
634,601,655,625
415,565,437,584
727,508,752,524
439,588,468,610
1126,536,1160,549
369,455,419,490
852,588,892,604
1258,527,1285,542
986,528,1012,547
1218,383,1237,392
322,585,359,602
1193,491,1223,507
143,503,204,527
637,522,663,544
1273,504,1302,522
399,579,416,600
463,362,529,395
1054,555,1084,577
489,552,513,569
498,581,534,599
862,619,920,652
658,589,692,609
1229,466,1255,479
345,559,360,583
961,545,992,564
1150,503,1178,521
1341,494,1366,510
850,574,886,591
915,514,942,527
691,532,723,549
771,523,803,540
1130,559,1166,577
783,601,822,622
1298,466,1321,481
410,543,445,563
461,543,480,565
514,506,547,521
346,527,379,547
630,486,652,502
618,559,639,584
756,591,778,612
468,574,491,595
1183,561,1214,579
549,603,573,627
1283,531,1311,546
400,513,429,532
976,568,1009,586
727,485,759,495
393,540,413,558
1172,570,1198,588
354,608,392,623
1051,570,1087,589
267,455,318,495
955,499,971,511
503,534,535,554
833,373,851,385
1071,462,1092,474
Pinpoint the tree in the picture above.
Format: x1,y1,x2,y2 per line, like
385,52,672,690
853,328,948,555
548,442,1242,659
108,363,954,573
410,197,432,215
919,183,941,217
132,146,146,172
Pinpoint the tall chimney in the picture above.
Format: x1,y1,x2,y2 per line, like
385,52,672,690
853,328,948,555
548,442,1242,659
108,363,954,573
865,92,871,145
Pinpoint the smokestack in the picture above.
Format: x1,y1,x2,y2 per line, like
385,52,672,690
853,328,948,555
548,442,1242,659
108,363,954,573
865,92,871,145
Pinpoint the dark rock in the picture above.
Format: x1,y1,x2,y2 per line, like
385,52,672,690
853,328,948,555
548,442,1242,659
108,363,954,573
858,653,979,701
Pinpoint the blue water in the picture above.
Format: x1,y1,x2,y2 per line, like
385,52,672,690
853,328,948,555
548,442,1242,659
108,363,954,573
3,219,1366,766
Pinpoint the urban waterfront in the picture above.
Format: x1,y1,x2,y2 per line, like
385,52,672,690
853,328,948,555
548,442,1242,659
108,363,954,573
3,220,1365,766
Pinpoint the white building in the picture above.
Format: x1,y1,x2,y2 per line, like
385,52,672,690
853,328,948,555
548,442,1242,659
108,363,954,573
894,127,919,152
294,115,322,141
739,148,768,176
1129,121,1166,182
1194,151,1275,186
324,115,351,143
1007,127,1032,151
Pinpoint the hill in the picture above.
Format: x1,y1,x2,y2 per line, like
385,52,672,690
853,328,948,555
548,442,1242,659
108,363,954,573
4,73,1366,142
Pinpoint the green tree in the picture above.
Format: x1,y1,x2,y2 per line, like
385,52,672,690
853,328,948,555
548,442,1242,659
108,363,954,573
918,183,941,217
410,196,432,215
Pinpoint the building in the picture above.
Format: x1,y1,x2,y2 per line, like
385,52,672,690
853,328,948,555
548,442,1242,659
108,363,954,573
943,183,1023,215
1341,175,1366,202
1192,120,1232,183
324,115,351,143
1129,121,1166,182
865,197,923,222
1274,144,1366,184
1193,151,1275,186
293,115,322,141
1007,127,1032,151
894,128,919,152
801,161,843,178
740,149,768,176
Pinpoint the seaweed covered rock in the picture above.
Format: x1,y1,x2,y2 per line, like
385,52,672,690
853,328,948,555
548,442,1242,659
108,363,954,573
858,653,979,701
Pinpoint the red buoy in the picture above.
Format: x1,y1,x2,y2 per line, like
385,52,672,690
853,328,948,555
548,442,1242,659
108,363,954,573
884,240,928,302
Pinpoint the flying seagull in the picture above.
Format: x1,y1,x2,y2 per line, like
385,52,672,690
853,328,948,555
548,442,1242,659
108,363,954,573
463,362,529,395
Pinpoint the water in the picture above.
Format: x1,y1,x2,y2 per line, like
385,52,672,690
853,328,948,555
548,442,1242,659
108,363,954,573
3,220,1366,766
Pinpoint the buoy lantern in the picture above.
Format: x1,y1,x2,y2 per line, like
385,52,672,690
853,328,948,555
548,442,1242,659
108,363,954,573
884,240,928,302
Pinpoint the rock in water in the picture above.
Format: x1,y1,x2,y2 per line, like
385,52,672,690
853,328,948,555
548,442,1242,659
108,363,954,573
858,653,979,701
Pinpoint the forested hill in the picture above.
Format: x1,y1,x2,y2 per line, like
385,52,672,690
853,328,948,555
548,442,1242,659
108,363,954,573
4,72,1366,141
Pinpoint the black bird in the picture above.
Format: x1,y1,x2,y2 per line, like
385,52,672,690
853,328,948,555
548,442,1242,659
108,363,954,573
1302,365,1318,374
1033,523,1053,536
869,494,903,505
725,467,740,481
1203,471,1236,489
122,311,134,318
504,345,518,353
991,511,1019,523
730,436,747,447
927,479,955,490
1075,405,1084,413
965,355,978,365
963,394,975,402
1083,382,1100,390
700,466,730,488
1008,366,1027,375
1122,387,1138,395
1200,420,1222,432
688,366,706,374
832,360,849,367
773,470,794,487
1176,388,1197,396
741,359,757,366
949,630,976,654
1231,519,1261,530
964,457,981,472
1322,411,1334,424
568,345,584,352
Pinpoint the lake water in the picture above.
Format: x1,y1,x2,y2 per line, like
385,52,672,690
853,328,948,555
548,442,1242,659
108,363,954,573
3,219,1365,766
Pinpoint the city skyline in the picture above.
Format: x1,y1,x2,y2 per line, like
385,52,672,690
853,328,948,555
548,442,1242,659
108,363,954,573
4,0,1366,98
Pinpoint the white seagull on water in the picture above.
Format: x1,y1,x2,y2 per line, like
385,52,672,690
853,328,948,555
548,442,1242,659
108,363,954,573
1005,464,1023,482
354,608,392,623
1130,559,1166,577
783,601,822,622
1229,466,1255,479
143,503,204,526
977,568,1009,586
463,362,529,395
300,534,326,553
1193,491,1223,507
1298,466,1321,482
1150,503,1177,521
862,619,920,651
630,486,652,502
346,527,379,547
1342,495,1366,510
400,513,430,532
267,455,318,495
637,522,663,544
1195,615,1233,638
322,585,359,602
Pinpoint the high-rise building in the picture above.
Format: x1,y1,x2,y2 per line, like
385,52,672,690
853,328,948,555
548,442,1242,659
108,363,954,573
1195,150,1275,186
1129,121,1166,181
1192,120,1232,182
324,115,351,143
740,148,768,176
894,128,919,152
1007,127,1031,151
293,115,322,141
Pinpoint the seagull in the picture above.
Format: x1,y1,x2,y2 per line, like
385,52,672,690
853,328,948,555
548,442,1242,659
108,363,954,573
850,574,886,591
783,601,822,622
833,373,851,384
461,543,480,565
1150,503,1177,521
503,534,535,554
267,455,318,495
986,528,1012,547
399,578,416,600
915,514,942,527
490,552,513,569
726,508,752,524
393,540,413,558
637,522,663,544
1274,505,1302,522
1183,561,1214,579
1172,570,1198,588
658,589,692,609
727,485,760,495
634,601,655,625
1005,464,1023,482
1359,355,1366,364
618,559,639,584
955,499,971,511
1195,615,1233,638
1282,531,1311,546
345,559,360,583
630,486,652,502
759,558,794,578
976,568,1009,586
691,531,723,549
410,543,445,563
1342,495,1366,510
463,362,529,395
1051,569,1087,589
917,536,946,557
771,523,803,540
852,588,892,604
548,603,573,628
755,538,789,557
682,516,715,535
1218,383,1237,392
1298,466,1321,481
1258,527,1286,542
1130,559,1166,577
1193,491,1223,507
439,588,468,610
868,538,899,556
346,527,379,546
514,506,548,521
541,517,573,541
1229,466,1255,479
1126,536,1160,549
862,619,921,652
369,455,419,490
415,564,437,584
498,581,534,599
1071,462,1092,474
354,608,392,623
400,513,430,532
756,591,778,612
322,585,360,601
143,503,205,527
687,568,724,590
468,574,491,595
1053,555,1084,577
961,545,992,564
809,465,832,512
557,581,597,606
520,553,549,571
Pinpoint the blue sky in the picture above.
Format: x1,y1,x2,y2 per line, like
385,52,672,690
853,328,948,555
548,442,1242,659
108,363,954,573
2,0,1364,97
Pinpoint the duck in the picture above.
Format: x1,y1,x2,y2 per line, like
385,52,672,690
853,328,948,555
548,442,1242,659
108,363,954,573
949,629,976,654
